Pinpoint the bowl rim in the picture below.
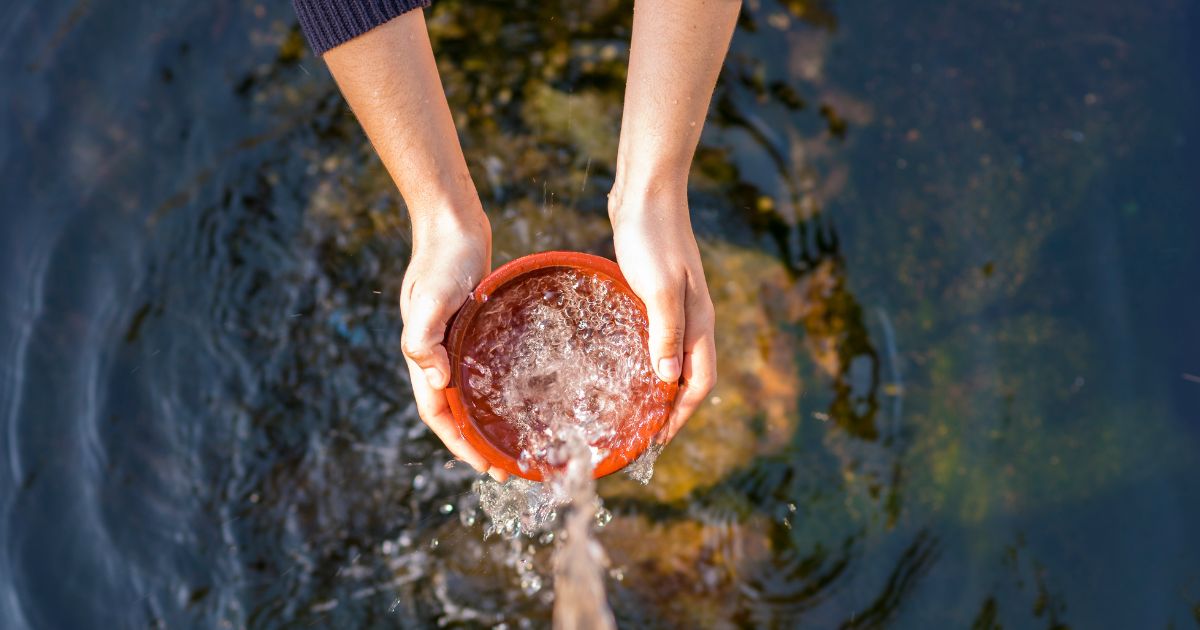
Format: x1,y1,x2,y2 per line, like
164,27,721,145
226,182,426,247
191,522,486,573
443,250,677,481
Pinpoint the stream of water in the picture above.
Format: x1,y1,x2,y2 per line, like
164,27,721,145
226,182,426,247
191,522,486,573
463,265,663,627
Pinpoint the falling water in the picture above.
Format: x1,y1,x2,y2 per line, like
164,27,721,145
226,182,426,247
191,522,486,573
464,267,669,627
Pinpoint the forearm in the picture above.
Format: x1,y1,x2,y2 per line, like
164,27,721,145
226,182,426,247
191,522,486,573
323,10,484,240
612,0,740,208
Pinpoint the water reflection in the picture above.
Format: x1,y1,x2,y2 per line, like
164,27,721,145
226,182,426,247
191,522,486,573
1,0,1198,627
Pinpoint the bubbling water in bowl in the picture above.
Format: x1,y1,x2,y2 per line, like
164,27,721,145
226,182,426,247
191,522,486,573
455,265,673,628
457,267,672,478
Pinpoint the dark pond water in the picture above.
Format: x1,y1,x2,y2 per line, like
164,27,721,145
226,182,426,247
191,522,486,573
2,0,1199,627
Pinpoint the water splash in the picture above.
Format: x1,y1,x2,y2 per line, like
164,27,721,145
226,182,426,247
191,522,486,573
464,268,672,627
476,427,619,630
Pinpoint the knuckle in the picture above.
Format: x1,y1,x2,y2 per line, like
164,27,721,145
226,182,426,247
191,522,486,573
654,324,686,347
401,336,433,362
649,282,682,306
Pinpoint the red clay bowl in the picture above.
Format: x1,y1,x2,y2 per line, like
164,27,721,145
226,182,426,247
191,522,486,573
444,251,677,481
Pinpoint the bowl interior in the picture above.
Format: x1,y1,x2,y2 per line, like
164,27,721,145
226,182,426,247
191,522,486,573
444,252,676,481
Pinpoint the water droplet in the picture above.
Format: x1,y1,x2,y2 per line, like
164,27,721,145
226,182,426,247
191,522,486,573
439,503,455,514
520,573,543,595
429,538,439,549
594,507,613,528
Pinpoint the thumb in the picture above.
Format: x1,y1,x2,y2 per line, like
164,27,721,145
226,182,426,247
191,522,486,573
643,284,685,383
401,293,457,390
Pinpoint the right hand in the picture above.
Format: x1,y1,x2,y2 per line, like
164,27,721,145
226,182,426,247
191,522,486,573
609,187,717,445
399,209,509,481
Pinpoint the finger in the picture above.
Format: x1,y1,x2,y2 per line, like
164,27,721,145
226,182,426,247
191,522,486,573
487,467,510,482
641,281,686,383
658,298,717,443
405,357,490,473
658,335,717,443
401,293,456,389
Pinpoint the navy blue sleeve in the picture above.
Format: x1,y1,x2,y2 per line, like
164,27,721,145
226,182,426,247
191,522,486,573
292,0,432,55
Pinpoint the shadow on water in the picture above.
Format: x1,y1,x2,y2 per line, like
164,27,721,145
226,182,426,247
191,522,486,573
1,0,1199,627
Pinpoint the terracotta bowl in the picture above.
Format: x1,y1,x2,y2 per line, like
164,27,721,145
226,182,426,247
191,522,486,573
444,251,676,481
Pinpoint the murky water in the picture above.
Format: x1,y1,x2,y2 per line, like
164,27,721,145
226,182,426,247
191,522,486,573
2,0,1199,628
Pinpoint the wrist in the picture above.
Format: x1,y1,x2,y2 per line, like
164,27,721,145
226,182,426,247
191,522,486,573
608,168,690,227
410,197,490,251
400,159,485,234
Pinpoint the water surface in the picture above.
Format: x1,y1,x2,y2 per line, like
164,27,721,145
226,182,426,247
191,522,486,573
1,0,1198,627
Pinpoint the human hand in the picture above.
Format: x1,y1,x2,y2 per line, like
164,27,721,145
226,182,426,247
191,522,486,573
610,188,717,443
321,9,511,479
400,210,509,481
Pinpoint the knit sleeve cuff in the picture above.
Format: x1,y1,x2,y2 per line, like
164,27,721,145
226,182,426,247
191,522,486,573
293,0,433,56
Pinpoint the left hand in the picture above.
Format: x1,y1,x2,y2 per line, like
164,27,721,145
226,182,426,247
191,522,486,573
610,187,717,443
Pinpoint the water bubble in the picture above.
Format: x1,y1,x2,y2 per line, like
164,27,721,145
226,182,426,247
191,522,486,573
429,538,439,549
594,507,612,528
439,503,455,515
538,531,555,545
520,573,543,595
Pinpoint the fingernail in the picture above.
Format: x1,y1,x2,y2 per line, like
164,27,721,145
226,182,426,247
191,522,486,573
487,468,504,481
657,357,681,382
423,367,445,388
